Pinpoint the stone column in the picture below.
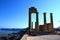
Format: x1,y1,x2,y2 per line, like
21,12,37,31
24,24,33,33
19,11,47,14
36,12,39,32
35,22,36,31
31,22,33,29
50,13,53,30
43,13,47,32
28,12,31,35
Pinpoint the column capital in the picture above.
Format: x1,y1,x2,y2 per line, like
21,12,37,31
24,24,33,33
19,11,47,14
43,12,46,14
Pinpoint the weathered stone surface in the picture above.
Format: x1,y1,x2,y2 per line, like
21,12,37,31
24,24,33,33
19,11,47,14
27,35,60,40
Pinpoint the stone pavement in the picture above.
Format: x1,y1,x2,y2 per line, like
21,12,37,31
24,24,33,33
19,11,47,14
21,34,60,40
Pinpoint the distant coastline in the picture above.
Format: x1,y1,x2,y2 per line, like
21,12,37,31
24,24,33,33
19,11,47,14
0,28,23,34
0,28,28,40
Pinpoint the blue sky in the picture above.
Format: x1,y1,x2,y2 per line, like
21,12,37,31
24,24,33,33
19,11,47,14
0,0,60,28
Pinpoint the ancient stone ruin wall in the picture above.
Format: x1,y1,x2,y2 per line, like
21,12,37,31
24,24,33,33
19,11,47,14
28,7,54,35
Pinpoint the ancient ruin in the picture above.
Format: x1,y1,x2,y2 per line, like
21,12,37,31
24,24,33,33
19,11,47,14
28,7,54,35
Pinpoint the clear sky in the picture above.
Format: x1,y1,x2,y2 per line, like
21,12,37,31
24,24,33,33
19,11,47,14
0,0,60,28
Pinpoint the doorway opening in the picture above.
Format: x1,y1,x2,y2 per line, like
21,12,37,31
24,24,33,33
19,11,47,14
31,13,36,29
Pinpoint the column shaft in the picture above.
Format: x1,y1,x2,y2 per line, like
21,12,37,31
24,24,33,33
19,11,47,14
50,13,53,30
35,22,36,31
43,13,47,32
36,12,39,32
31,22,33,29
28,12,31,35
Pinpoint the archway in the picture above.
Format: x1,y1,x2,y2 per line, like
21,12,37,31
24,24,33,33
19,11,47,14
31,13,36,29
28,7,39,35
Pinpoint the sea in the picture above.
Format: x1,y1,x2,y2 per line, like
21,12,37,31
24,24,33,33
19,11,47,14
0,29,22,34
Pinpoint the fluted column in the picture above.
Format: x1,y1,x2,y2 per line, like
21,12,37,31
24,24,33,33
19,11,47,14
43,13,47,32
